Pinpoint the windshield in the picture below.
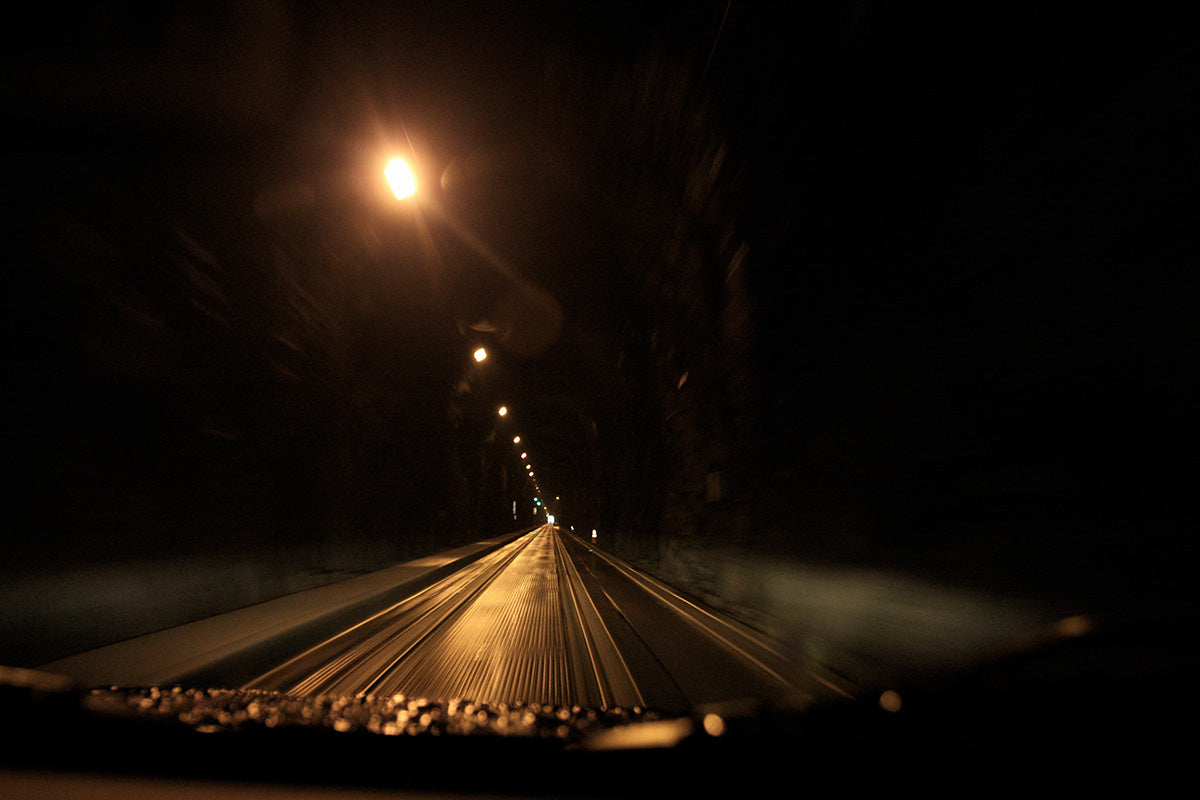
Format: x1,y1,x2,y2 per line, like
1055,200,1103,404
3,1,1192,792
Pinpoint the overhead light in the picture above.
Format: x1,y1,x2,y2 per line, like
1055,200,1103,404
385,157,416,200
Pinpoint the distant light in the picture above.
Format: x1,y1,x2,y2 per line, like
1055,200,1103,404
879,690,903,713
513,436,521,444
591,529,597,541
473,347,488,362
497,406,508,416
702,714,726,737
385,157,416,200
520,452,527,459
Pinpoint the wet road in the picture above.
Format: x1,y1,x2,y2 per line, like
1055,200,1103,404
242,525,847,712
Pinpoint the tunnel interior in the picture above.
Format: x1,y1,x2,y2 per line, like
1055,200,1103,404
4,1,1194,667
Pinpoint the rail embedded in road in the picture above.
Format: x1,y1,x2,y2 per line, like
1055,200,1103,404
241,524,847,712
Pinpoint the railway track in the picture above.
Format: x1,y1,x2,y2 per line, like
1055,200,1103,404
241,524,845,711
242,526,644,708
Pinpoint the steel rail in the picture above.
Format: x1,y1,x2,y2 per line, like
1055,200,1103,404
241,531,538,695
353,533,536,698
554,532,644,709
568,534,857,700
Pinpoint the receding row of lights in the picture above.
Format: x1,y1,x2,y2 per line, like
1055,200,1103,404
466,346,549,509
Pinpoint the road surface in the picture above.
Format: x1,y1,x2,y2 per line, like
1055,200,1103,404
240,525,849,712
